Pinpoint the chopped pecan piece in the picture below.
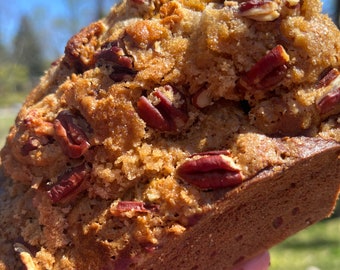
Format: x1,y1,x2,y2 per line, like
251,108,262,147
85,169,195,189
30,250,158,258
282,0,301,17
13,243,36,270
116,201,149,212
21,136,51,156
137,85,189,132
94,40,137,82
19,111,55,156
191,88,213,109
64,22,105,72
238,45,289,94
176,151,243,189
54,110,90,159
21,137,39,156
14,238,38,256
130,0,149,4
239,0,280,21
317,89,340,116
316,68,340,117
22,110,54,136
142,243,159,253
285,0,300,7
47,163,89,204
316,68,340,88
110,201,158,218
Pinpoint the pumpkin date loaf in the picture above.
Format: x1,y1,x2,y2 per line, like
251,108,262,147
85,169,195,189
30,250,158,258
1,0,340,269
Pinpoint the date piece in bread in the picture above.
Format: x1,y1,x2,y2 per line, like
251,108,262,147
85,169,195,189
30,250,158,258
1,0,340,269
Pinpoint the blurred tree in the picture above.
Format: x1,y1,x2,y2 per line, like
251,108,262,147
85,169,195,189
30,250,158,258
0,18,9,63
0,63,30,94
13,15,45,78
48,0,115,59
0,43,9,62
331,201,340,218
337,0,340,27
62,0,109,35
0,31,30,99
96,0,106,20
65,0,83,37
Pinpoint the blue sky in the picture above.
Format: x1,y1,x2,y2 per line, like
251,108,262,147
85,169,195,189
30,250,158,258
0,0,338,60
0,0,118,59
1,0,71,41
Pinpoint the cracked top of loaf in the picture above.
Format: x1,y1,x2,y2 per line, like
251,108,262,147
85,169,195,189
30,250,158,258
0,0,339,269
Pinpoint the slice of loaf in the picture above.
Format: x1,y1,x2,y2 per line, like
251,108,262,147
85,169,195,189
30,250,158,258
1,0,340,269
139,137,340,269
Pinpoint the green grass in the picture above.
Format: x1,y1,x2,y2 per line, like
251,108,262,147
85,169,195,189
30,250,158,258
0,91,27,107
0,91,26,147
0,112,16,148
271,218,340,270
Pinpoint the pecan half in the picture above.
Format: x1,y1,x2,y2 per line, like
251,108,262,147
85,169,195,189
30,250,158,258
239,0,280,21
54,110,90,159
316,68,340,117
47,163,89,204
176,151,243,189
94,40,137,82
238,45,289,94
137,85,189,132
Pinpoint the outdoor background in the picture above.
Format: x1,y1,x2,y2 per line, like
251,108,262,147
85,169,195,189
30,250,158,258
0,0,339,269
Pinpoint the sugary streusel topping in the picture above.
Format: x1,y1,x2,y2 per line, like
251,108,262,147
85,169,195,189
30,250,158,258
0,0,339,269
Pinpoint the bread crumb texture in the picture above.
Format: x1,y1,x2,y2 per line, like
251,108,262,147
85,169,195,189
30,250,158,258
1,0,340,269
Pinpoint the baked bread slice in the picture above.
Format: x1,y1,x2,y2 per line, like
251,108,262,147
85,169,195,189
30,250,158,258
1,0,340,269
